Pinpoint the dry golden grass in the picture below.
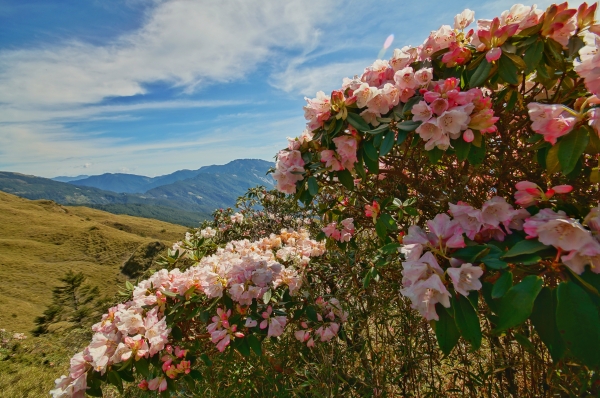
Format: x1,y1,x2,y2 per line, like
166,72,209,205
0,191,187,333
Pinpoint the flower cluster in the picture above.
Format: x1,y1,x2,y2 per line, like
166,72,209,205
273,149,305,194
400,196,531,320
322,218,355,242
294,297,348,347
514,181,573,207
523,206,600,274
575,30,600,97
52,228,327,397
413,78,498,150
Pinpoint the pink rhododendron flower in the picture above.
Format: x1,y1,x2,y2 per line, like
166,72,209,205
514,181,573,207
411,101,433,123
365,201,381,222
259,306,287,338
448,201,483,239
427,213,466,249
332,135,359,170
303,91,331,130
575,32,600,96
148,376,167,392
273,150,305,194
485,47,502,62
390,46,419,71
414,68,433,86
401,274,451,321
527,102,579,145
462,129,474,142
354,83,378,109
446,263,484,297
454,9,475,30
320,149,344,171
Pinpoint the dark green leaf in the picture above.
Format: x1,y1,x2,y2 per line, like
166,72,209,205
435,304,460,355
190,369,203,381
396,130,409,146
378,213,397,231
546,143,561,174
470,58,492,88
556,281,600,367
491,272,513,299
363,139,379,161
346,112,371,132
306,306,318,322
379,242,400,254
362,147,379,174
494,275,543,333
467,140,486,165
337,169,354,190
375,218,388,239
514,332,537,353
234,337,251,357
171,325,183,340
200,353,213,367
107,370,123,393
397,120,421,131
379,132,395,156
247,334,262,356
498,54,520,85
524,40,544,72
530,287,565,361
135,357,149,377
453,138,471,161
427,147,443,164
502,239,550,258
452,245,488,263
481,245,508,269
558,127,589,176
366,124,389,135
453,294,482,351
307,176,319,196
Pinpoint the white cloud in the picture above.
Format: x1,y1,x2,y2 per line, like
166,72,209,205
0,0,338,109
270,59,370,96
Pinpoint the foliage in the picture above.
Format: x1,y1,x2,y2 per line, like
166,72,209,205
53,3,600,397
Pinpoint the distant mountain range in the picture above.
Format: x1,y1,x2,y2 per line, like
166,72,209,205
0,159,274,226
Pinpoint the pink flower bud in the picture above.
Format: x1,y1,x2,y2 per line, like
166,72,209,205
486,47,502,62
552,185,573,194
463,129,474,142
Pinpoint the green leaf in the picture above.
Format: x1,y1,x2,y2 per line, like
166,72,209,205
530,287,565,361
556,281,600,367
453,294,482,351
427,147,444,164
514,332,537,353
379,242,400,254
379,132,395,156
306,306,318,322
135,357,150,377
247,334,262,356
234,337,251,357
491,271,513,299
190,369,203,381
375,218,388,239
467,140,486,165
481,246,508,269
125,280,134,291
200,354,213,367
366,124,389,135
378,213,397,231
502,239,550,258
337,169,354,190
171,325,183,340
494,275,543,333
107,370,123,393
498,54,520,85
346,112,370,131
469,58,492,88
363,139,379,161
452,245,488,263
362,147,379,174
307,176,319,196
396,130,409,145
558,127,590,176
363,267,375,288
524,40,544,72
434,304,460,355
546,143,561,174
397,120,421,131
453,138,471,161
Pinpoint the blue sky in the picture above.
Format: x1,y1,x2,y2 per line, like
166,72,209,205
0,0,586,177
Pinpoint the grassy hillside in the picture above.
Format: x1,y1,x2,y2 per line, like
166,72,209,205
0,191,187,333
0,192,187,397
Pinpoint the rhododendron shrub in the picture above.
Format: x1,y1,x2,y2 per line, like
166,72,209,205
271,0,600,393
51,227,352,396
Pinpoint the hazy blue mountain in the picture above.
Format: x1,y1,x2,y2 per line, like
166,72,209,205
52,175,90,183
1,159,275,226
65,159,273,194
70,173,153,193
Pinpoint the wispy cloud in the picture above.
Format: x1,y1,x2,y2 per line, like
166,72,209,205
0,0,338,109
